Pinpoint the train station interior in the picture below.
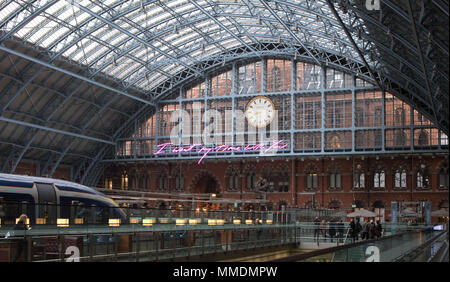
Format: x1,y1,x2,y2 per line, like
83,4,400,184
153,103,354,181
0,0,448,263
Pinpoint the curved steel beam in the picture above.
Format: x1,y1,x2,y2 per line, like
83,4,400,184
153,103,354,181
0,116,115,145
0,45,154,106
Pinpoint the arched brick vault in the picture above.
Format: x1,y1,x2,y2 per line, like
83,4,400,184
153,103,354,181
327,198,343,209
243,164,256,174
371,200,387,209
188,170,222,194
276,163,290,175
304,162,318,173
225,165,240,176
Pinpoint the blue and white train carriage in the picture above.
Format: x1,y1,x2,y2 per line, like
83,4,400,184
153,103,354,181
0,173,126,225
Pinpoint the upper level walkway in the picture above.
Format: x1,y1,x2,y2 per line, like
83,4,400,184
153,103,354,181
0,220,441,262
268,224,449,262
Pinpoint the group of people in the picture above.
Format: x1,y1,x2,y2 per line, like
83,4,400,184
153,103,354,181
349,218,383,242
313,217,383,244
313,217,346,243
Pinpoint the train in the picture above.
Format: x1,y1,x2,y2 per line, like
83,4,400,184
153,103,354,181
0,173,126,225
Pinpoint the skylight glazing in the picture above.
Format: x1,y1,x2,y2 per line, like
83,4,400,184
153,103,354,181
0,0,368,96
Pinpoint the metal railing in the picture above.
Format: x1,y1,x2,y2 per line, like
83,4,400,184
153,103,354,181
267,226,446,262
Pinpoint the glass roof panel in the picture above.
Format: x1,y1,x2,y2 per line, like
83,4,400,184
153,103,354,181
0,0,371,96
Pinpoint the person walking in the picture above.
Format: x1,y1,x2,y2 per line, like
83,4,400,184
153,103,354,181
12,214,29,262
375,220,383,239
320,220,327,241
329,220,336,243
349,218,356,243
313,217,320,245
337,219,345,243
369,220,376,239
361,219,369,240
355,218,362,241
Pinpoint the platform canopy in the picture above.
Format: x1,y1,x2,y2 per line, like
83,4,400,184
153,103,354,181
399,207,421,218
431,209,449,217
0,0,448,184
347,208,378,218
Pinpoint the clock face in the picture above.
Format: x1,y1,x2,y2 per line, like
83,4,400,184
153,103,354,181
245,96,276,128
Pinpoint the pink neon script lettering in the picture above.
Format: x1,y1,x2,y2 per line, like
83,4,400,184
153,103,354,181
155,143,173,154
198,147,212,164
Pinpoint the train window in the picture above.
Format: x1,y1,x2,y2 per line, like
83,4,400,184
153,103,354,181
2,200,20,224
36,183,56,203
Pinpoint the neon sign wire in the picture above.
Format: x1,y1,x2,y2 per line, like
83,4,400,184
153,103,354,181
154,140,289,164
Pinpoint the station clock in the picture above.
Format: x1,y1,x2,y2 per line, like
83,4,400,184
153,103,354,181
245,96,276,128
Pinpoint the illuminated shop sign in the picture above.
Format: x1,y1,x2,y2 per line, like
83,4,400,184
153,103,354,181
154,140,289,164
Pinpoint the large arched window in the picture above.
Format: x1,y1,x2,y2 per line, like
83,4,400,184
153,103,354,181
329,165,341,190
395,130,407,146
355,107,364,127
245,167,256,191
330,135,341,149
158,172,168,191
418,130,429,146
278,165,289,192
305,164,318,191
373,165,385,189
262,166,275,192
417,164,430,190
175,172,185,191
226,167,240,192
394,167,407,189
394,108,406,126
439,163,449,189
354,164,365,190
273,66,282,91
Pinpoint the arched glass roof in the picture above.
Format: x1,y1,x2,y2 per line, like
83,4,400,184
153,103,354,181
1,0,372,93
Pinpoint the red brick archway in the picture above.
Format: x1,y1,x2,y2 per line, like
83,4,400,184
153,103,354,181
189,171,221,194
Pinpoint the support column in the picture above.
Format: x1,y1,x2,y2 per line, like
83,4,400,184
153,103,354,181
321,65,326,153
